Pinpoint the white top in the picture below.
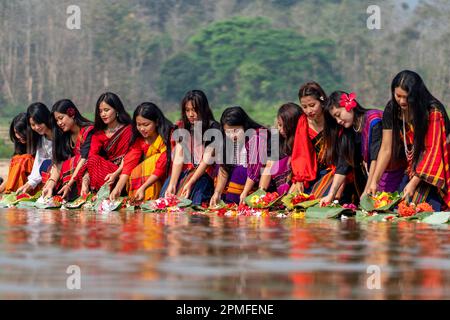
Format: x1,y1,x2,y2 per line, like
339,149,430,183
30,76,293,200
27,136,52,188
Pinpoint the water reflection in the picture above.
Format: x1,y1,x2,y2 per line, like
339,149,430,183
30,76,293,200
0,208,448,299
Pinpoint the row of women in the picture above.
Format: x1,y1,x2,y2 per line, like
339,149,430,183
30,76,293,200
1,70,449,211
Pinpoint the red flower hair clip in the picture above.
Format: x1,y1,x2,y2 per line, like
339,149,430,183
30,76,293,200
339,92,357,112
66,107,76,117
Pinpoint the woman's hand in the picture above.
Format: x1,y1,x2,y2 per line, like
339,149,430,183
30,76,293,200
319,194,334,207
239,191,248,205
402,181,417,202
17,183,32,195
180,182,192,199
42,180,56,198
109,187,121,201
365,182,378,197
209,192,221,208
134,187,145,202
165,184,176,198
104,172,119,185
58,180,74,199
289,182,304,194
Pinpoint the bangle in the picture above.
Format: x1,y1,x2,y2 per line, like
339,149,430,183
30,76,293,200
47,178,56,184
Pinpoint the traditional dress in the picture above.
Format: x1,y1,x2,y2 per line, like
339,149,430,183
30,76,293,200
221,129,267,203
396,107,450,210
291,114,334,198
267,155,291,195
3,154,34,193
379,103,409,192
60,125,94,196
334,109,386,202
87,125,132,191
27,136,52,191
122,135,168,200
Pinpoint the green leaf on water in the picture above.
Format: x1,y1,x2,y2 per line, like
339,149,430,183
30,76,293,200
93,183,111,212
305,206,353,219
421,212,450,225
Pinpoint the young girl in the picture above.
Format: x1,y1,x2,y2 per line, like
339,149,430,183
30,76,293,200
42,100,94,200
259,103,302,195
86,92,132,192
109,102,174,202
16,103,53,195
0,113,34,194
290,82,333,197
367,70,450,210
162,90,220,205
319,91,386,206
209,106,268,206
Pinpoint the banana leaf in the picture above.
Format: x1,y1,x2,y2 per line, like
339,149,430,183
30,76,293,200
178,197,192,208
93,183,111,212
64,194,93,209
359,192,402,212
305,206,354,219
281,193,318,210
245,189,283,209
0,194,17,207
35,196,63,209
421,212,450,225
97,197,124,212
15,201,38,209
405,211,433,221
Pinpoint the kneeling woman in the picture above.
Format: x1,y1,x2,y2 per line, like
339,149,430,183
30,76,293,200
368,70,450,210
162,90,220,205
319,91,386,206
259,103,302,195
16,103,53,195
210,106,268,206
0,113,34,194
42,100,94,200
86,92,132,192
290,82,334,198
110,102,174,202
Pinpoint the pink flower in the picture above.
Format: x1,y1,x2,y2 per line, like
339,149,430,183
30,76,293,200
343,203,357,211
66,107,76,117
339,92,357,112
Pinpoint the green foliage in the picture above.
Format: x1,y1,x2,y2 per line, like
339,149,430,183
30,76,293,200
0,139,13,158
159,16,341,106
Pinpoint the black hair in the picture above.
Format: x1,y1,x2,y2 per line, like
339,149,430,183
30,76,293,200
9,113,29,155
389,70,450,167
220,106,266,172
323,91,368,167
181,90,217,136
26,102,52,155
131,102,175,175
51,99,93,163
94,92,132,130
298,81,328,104
277,103,302,156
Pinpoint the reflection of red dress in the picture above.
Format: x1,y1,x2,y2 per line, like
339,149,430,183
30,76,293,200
87,125,132,190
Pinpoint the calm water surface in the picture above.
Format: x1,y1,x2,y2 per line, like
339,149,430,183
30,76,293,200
0,208,449,299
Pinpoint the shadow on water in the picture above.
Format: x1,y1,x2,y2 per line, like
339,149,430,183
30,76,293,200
0,208,449,299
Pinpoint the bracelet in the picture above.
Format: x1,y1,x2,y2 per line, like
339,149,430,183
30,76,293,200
47,178,56,184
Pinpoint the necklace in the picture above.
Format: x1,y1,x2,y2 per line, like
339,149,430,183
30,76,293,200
353,116,362,132
106,124,121,134
402,112,414,162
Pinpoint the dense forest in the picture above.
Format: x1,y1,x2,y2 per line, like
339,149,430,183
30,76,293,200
0,0,449,123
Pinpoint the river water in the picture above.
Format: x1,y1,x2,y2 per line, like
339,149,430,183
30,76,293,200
0,208,449,299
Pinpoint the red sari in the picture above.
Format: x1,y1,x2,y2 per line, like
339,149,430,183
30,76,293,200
60,125,94,193
87,125,133,190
